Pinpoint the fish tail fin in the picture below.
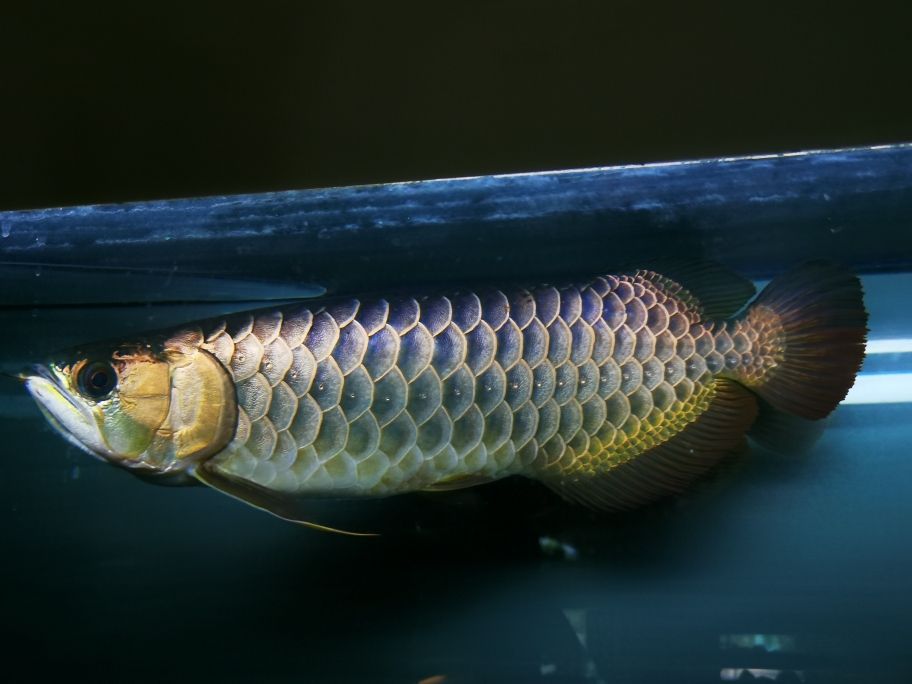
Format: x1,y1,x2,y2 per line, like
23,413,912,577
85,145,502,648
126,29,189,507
739,262,867,420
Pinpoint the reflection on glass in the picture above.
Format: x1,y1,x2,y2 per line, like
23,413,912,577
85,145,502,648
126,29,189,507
720,634,798,653
720,668,805,682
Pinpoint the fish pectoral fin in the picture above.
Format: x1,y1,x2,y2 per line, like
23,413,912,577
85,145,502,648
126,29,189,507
540,379,758,512
422,473,498,492
192,465,379,537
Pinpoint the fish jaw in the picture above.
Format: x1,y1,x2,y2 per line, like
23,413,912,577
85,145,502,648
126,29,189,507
25,373,113,461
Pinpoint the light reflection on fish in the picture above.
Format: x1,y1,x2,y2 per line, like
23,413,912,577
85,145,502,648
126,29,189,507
23,262,867,532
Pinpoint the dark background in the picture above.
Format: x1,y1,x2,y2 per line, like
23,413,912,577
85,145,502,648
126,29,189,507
1,1,911,210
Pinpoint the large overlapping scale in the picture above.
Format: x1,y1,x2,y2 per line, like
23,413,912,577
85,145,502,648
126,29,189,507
201,271,755,496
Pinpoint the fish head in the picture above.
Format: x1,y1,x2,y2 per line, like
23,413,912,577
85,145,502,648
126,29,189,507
25,330,237,477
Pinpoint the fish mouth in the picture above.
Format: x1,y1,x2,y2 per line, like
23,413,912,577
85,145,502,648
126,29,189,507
29,363,81,405
24,366,113,461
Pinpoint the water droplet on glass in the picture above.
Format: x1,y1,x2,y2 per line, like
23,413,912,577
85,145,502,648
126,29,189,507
1,222,10,238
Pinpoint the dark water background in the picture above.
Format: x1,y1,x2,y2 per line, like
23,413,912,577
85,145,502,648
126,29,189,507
1,3,912,682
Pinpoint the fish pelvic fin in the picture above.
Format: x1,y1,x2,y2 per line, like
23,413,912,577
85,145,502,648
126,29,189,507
422,473,497,492
193,465,379,537
734,261,868,420
538,379,757,512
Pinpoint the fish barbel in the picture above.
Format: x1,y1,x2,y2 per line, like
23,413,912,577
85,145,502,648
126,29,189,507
24,262,867,529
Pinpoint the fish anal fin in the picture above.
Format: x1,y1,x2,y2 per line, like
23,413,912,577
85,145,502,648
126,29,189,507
748,398,825,453
193,465,379,537
634,260,757,319
423,473,497,492
542,379,758,512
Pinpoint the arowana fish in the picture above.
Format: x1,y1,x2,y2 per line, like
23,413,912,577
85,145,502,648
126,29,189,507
24,262,867,532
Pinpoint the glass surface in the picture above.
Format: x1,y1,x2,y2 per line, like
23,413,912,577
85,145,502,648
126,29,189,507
0,151,910,683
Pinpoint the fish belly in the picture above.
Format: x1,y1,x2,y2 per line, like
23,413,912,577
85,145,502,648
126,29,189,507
201,273,722,497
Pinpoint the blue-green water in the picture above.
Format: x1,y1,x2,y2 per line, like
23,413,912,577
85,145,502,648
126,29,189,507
1,146,911,682
0,270,909,683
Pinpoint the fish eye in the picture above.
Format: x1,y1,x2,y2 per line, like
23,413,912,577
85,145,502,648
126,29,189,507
77,361,118,399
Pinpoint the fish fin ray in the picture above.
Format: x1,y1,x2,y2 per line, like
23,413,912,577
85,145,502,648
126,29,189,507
744,261,867,419
422,473,497,492
193,465,379,537
632,260,757,319
540,379,758,511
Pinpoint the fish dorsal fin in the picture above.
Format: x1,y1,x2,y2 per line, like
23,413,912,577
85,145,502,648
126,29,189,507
193,465,379,537
541,379,758,512
422,473,497,492
635,261,757,319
